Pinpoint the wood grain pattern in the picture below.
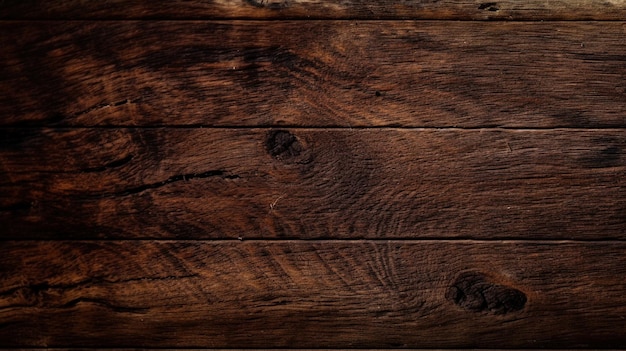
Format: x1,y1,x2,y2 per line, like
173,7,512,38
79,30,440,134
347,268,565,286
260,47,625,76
2,21,626,128
1,241,625,348
2,0,626,20
1,128,624,240
3,1,626,349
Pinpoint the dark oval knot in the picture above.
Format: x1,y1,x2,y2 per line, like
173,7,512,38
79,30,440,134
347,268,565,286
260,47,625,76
265,129,313,166
446,271,527,315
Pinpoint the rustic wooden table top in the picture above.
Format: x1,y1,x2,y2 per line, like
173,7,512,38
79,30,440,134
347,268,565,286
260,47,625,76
1,0,625,349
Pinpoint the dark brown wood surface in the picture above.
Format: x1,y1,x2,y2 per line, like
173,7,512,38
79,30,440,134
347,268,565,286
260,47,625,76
2,1,626,349
2,241,625,348
2,128,625,240
2,21,626,128
2,0,626,20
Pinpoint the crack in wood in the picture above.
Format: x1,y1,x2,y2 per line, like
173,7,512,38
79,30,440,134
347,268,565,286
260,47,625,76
0,274,200,313
59,297,149,313
113,170,240,197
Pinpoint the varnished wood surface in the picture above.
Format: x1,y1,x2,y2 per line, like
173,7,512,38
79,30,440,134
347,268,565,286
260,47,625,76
1,128,624,240
1,241,625,348
2,21,626,128
2,0,626,20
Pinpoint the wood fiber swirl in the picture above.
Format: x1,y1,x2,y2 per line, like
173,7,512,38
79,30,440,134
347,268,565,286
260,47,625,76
1,0,625,349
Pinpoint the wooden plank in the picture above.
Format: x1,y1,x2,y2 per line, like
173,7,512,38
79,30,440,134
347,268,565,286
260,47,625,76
1,241,625,347
2,21,626,128
2,0,626,20
1,128,624,240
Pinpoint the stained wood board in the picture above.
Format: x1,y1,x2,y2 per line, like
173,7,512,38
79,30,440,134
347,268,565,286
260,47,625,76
2,21,625,128
2,2,626,349
2,0,626,20
1,241,625,348
1,128,624,240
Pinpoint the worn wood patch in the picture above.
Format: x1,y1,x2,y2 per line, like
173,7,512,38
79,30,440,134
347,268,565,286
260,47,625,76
1,241,625,348
2,0,626,20
2,21,626,127
1,128,624,240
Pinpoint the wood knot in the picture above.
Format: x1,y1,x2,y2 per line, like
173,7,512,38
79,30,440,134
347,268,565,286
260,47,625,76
265,130,308,163
446,271,526,315
478,2,499,11
246,0,290,9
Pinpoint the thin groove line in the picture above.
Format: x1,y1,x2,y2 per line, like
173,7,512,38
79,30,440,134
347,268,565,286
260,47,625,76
3,126,626,131
2,239,626,243
1,18,626,22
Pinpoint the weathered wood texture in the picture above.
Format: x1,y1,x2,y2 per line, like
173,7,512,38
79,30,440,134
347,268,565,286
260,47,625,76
2,1,626,348
2,21,626,128
1,241,625,348
1,128,624,240
2,0,626,20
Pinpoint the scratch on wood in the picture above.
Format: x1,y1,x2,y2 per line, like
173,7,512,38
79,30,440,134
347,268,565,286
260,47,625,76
72,98,141,119
269,193,287,211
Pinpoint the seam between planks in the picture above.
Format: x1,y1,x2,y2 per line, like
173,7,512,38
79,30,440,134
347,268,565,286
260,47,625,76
2,18,626,21
2,239,626,243
3,126,626,130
